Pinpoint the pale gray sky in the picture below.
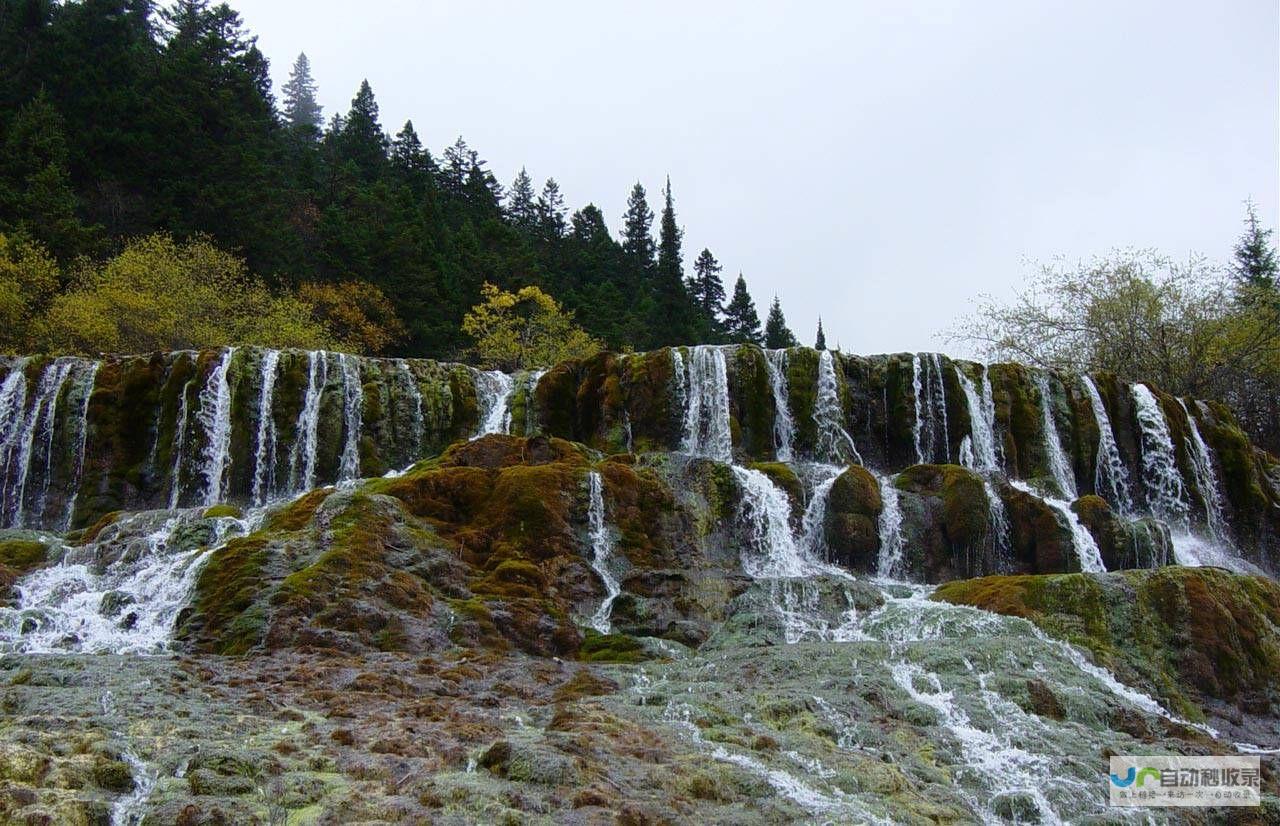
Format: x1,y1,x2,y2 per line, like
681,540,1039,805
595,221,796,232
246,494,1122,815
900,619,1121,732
235,0,1279,356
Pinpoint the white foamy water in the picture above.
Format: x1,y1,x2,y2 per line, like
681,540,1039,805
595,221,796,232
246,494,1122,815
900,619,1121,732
813,350,862,464
681,345,733,462
0,511,251,654
195,348,236,506
473,369,515,437
1035,371,1076,500
1131,383,1189,527
250,349,281,506
1080,376,1133,515
585,471,622,633
763,349,794,461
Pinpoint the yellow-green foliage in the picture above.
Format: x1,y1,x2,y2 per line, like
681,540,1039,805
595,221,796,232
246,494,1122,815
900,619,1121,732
462,282,603,371
9,234,405,356
0,234,59,353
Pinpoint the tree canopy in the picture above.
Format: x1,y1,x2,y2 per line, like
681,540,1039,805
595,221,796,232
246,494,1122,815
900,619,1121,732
461,283,602,371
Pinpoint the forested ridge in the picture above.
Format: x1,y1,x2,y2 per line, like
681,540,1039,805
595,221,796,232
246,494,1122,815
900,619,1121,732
0,0,799,357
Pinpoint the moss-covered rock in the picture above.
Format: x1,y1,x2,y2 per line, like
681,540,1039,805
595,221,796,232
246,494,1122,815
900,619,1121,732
822,465,882,572
0,538,48,603
895,464,994,581
933,567,1280,724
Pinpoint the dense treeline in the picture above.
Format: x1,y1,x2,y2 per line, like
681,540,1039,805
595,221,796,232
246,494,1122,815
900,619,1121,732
0,0,801,357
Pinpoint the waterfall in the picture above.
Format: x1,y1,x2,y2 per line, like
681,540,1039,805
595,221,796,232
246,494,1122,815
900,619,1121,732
473,369,515,437
289,350,327,494
731,466,809,578
250,350,280,506
911,355,925,463
337,353,364,483
1130,384,1189,527
585,471,621,634
670,349,686,429
911,354,949,464
0,511,248,654
680,345,732,462
395,360,425,465
763,349,794,461
1018,481,1107,572
168,373,196,510
3,359,75,527
798,466,842,561
813,350,862,464
1080,376,1133,515
60,361,99,531
955,366,1011,564
876,475,906,579
1034,372,1076,500
1179,399,1228,545
195,348,235,506
954,366,998,472
515,369,546,436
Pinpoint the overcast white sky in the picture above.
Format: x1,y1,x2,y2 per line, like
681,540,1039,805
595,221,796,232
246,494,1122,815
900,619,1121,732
234,0,1279,356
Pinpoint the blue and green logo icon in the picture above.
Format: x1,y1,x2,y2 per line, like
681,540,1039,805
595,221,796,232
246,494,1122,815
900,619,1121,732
1109,766,1161,788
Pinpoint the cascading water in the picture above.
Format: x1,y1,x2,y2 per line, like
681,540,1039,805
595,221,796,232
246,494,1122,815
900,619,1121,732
510,369,546,436
875,475,906,579
195,348,235,506
3,359,75,527
1130,383,1189,527
1035,372,1076,500
60,360,99,531
1080,376,1133,515
474,369,515,438
732,466,809,578
955,365,1011,562
1011,480,1105,573
763,349,794,461
0,510,250,654
168,373,196,510
680,345,732,462
813,350,862,464
250,349,280,506
911,354,949,464
585,471,621,633
398,360,425,463
337,353,364,483
289,350,327,494
1179,398,1228,545
954,366,998,472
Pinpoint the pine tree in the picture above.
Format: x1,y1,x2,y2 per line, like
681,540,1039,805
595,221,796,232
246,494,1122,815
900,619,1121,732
815,317,826,350
651,177,694,344
339,80,388,181
620,182,655,265
536,178,566,239
764,297,798,349
1233,200,1278,296
507,167,537,230
686,248,726,339
723,274,762,344
282,52,322,136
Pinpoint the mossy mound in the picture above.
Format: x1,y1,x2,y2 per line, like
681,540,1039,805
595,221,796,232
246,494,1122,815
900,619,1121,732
0,539,49,604
180,435,727,658
822,465,882,572
894,464,994,581
933,567,1280,722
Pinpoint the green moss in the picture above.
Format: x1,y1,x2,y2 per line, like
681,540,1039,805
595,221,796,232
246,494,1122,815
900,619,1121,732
823,465,882,571
747,462,802,508
263,488,331,533
181,536,272,655
578,631,649,663
784,348,819,455
0,540,48,572
201,504,243,520
933,568,1280,719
